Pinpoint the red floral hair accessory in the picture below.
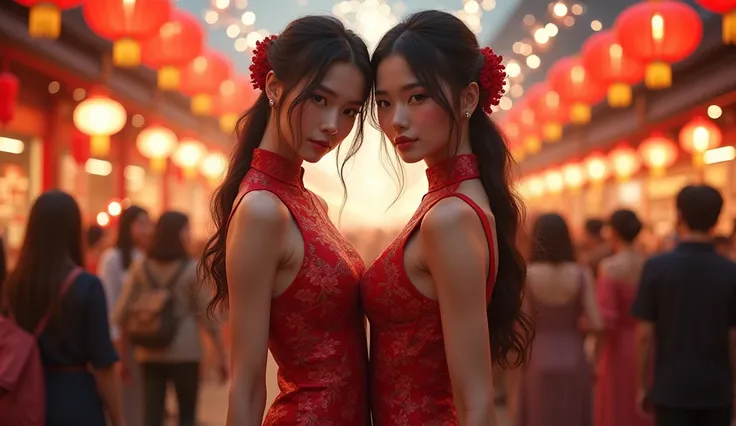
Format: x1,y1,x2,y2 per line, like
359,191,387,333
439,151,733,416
478,47,506,114
249,35,278,91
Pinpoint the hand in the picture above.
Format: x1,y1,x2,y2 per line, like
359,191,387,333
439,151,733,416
636,388,652,418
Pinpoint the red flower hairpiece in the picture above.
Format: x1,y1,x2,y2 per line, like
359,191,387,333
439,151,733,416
249,35,278,91
478,47,506,114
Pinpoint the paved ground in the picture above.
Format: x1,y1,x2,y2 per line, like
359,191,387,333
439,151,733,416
185,379,512,425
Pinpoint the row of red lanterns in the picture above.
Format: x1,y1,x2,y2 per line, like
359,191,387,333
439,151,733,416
11,1,258,167
502,0,735,157
14,1,258,122
520,115,724,196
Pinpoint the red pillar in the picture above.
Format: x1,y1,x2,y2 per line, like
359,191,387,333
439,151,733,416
115,133,127,200
41,99,60,191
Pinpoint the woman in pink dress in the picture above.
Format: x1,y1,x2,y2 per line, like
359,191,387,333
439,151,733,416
595,209,652,426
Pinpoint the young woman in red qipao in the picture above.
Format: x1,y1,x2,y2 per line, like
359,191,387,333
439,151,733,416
362,10,534,426
199,16,373,426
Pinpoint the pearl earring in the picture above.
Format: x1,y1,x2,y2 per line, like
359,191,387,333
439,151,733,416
465,111,471,118
269,99,275,106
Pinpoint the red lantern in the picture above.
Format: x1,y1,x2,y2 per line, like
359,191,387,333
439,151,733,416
638,133,678,176
548,57,606,125
525,83,570,142
608,144,641,181
695,0,736,44
14,0,83,39
562,162,587,190
214,77,258,133
180,50,231,116
615,1,702,89
583,151,611,184
0,72,20,125
679,116,722,167
141,10,204,91
83,0,171,67
581,31,646,108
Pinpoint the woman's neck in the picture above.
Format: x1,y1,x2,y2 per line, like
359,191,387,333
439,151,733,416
258,119,302,165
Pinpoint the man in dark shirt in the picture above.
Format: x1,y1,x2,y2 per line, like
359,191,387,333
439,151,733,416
632,185,736,426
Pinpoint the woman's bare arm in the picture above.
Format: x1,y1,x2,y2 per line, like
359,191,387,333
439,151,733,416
421,198,496,426
225,191,290,426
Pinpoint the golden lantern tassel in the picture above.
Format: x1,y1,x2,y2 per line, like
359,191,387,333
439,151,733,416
608,83,632,108
543,123,562,142
90,135,110,157
691,151,705,169
113,38,141,67
158,66,180,90
524,136,542,154
220,114,238,133
151,157,167,173
28,4,62,39
184,167,198,180
191,94,213,116
645,61,671,89
570,103,591,124
724,11,736,45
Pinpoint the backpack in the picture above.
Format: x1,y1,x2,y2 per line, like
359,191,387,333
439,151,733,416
122,260,188,349
0,267,83,426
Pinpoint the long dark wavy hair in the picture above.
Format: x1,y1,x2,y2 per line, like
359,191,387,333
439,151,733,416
116,205,148,270
530,213,576,264
199,15,372,315
371,10,533,368
2,190,84,333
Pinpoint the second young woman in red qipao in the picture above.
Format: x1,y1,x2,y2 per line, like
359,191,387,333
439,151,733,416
362,10,534,426
199,16,373,426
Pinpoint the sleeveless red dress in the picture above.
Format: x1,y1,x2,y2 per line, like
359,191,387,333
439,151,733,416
232,148,370,425
361,154,497,426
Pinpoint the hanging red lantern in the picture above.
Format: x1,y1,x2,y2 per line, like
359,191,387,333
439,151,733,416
72,89,127,157
581,31,646,108
608,144,641,181
695,0,736,44
136,124,178,172
543,168,565,194
584,151,611,184
14,0,84,39
83,0,171,67
0,72,20,125
562,162,587,191
141,10,204,91
213,77,257,133
525,83,570,142
548,57,606,125
638,133,678,176
180,50,231,116
679,116,722,168
615,1,702,90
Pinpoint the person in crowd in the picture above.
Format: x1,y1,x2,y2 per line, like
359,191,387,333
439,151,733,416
2,190,123,426
633,185,736,426
363,10,533,424
98,205,152,426
85,224,106,274
115,211,227,426
595,209,652,426
579,218,612,279
516,213,601,426
199,16,373,425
